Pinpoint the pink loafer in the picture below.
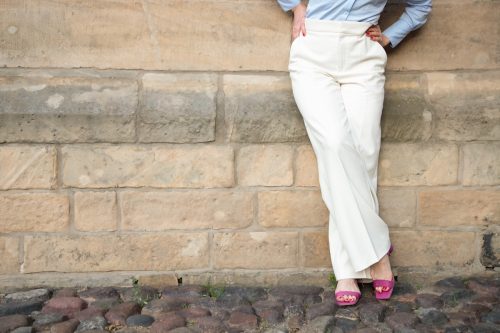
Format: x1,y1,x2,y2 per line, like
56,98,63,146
335,290,362,306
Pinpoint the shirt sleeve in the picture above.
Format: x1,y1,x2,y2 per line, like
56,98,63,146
276,0,301,12
382,0,432,48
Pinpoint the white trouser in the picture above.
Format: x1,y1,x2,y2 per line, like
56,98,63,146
288,18,392,280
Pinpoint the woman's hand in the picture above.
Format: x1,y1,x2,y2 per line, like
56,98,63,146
365,24,390,47
291,2,307,42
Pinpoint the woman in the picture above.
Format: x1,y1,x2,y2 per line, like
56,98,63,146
276,0,432,306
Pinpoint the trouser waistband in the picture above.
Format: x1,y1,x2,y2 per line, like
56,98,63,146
305,18,373,36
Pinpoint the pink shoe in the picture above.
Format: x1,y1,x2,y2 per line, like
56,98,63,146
372,244,395,300
335,290,362,306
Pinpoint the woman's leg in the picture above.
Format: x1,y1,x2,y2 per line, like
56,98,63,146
289,69,385,277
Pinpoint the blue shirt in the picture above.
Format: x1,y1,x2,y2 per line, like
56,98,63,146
276,0,432,48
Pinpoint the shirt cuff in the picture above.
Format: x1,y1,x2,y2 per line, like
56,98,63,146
277,0,301,12
382,19,413,48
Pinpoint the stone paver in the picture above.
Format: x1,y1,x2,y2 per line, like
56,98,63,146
0,274,498,332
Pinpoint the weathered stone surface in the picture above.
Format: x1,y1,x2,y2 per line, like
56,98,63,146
138,73,217,143
149,313,185,331
300,315,335,333
50,319,79,333
302,231,331,268
120,286,158,304
191,316,226,333
419,190,500,226
237,144,293,186
142,299,187,319
481,233,500,268
41,297,86,318
305,301,336,321
385,312,419,330
258,190,328,227
125,314,155,327
415,294,444,309
53,288,77,298
462,143,500,186
120,190,253,231
75,316,107,332
295,145,319,187
74,307,107,321
381,1,499,71
23,233,209,272
5,289,50,304
0,236,20,274
0,299,44,316
390,230,476,267
74,191,118,232
381,73,432,141
224,75,307,143
379,143,458,186
0,75,137,143
427,71,500,141
2,1,498,72
0,145,56,189
416,308,448,326
105,302,141,325
32,313,67,331
227,311,258,331
177,306,211,320
11,327,33,333
0,315,29,333
61,144,234,188
359,303,387,325
0,192,69,232
78,287,120,306
213,231,298,269
0,1,292,70
378,188,416,227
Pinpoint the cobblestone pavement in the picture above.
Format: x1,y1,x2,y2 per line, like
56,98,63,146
0,274,499,333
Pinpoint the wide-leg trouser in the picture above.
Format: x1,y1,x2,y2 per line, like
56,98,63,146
288,18,392,280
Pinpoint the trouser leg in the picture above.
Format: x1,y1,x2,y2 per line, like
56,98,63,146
289,69,391,278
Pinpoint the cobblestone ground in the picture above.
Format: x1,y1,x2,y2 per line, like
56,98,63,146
0,274,499,333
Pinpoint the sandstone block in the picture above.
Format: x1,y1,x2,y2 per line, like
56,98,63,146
390,230,476,267
0,237,20,274
213,231,298,269
258,190,328,227
378,188,416,228
224,75,307,143
302,231,331,268
419,190,500,226
381,2,499,71
237,145,293,186
74,191,118,232
381,73,432,142
138,73,217,143
0,75,137,143
61,144,234,188
22,233,209,273
295,145,319,187
0,0,291,71
462,143,500,186
427,71,500,141
0,145,56,189
0,192,69,232
120,190,253,231
378,143,458,186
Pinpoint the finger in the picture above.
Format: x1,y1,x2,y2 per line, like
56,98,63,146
301,21,306,36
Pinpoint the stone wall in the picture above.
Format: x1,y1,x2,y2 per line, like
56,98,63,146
0,0,499,290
